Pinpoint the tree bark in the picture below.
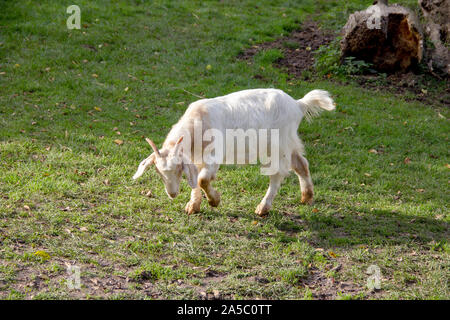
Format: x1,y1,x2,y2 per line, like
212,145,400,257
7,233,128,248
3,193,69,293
341,2,423,73
418,0,450,76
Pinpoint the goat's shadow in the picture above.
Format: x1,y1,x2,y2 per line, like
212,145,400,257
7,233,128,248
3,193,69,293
271,203,448,249
186,167,448,249
200,199,448,249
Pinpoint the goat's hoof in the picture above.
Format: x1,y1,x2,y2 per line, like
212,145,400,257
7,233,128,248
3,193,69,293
301,197,314,205
207,193,220,207
301,191,314,205
255,203,270,217
185,201,201,215
208,198,220,207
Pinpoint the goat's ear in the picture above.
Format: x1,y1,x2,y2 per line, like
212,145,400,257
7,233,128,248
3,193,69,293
132,153,155,180
182,157,198,188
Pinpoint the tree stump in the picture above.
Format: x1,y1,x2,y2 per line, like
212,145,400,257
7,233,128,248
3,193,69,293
341,1,423,73
419,0,450,76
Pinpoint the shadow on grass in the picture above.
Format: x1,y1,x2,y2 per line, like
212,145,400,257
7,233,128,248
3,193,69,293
189,173,448,249
273,204,448,248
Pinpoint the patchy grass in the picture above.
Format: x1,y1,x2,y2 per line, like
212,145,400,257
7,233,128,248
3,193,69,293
0,0,448,300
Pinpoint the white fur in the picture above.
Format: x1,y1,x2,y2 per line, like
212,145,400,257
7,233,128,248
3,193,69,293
134,88,335,215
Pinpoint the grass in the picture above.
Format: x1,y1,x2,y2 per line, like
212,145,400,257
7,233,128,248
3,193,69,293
0,0,449,300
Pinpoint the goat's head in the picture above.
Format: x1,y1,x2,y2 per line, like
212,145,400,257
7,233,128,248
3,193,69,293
132,136,198,199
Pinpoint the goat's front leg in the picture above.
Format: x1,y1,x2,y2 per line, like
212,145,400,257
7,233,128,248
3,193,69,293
255,173,285,216
198,165,220,207
185,187,202,214
291,152,314,204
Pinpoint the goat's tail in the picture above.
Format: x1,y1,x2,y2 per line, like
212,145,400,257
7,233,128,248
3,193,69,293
298,90,335,122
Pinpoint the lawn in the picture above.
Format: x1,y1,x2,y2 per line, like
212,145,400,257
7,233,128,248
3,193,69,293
0,0,448,300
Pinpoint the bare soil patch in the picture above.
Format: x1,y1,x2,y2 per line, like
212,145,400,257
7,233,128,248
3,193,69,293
239,21,449,108
239,21,334,78
303,266,360,300
354,72,450,107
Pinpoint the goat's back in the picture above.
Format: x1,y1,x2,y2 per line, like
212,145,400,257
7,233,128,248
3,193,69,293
187,88,303,131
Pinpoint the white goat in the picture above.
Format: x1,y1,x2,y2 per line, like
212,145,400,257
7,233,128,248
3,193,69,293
133,88,335,216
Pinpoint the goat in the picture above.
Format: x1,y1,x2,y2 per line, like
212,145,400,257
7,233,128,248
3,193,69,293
133,88,335,216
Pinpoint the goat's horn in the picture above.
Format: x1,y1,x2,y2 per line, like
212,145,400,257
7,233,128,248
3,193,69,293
145,138,161,157
173,136,184,154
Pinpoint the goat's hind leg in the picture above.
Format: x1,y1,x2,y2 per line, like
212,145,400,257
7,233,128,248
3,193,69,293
291,152,314,204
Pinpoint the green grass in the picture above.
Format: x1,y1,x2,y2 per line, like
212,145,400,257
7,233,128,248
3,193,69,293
0,0,448,300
